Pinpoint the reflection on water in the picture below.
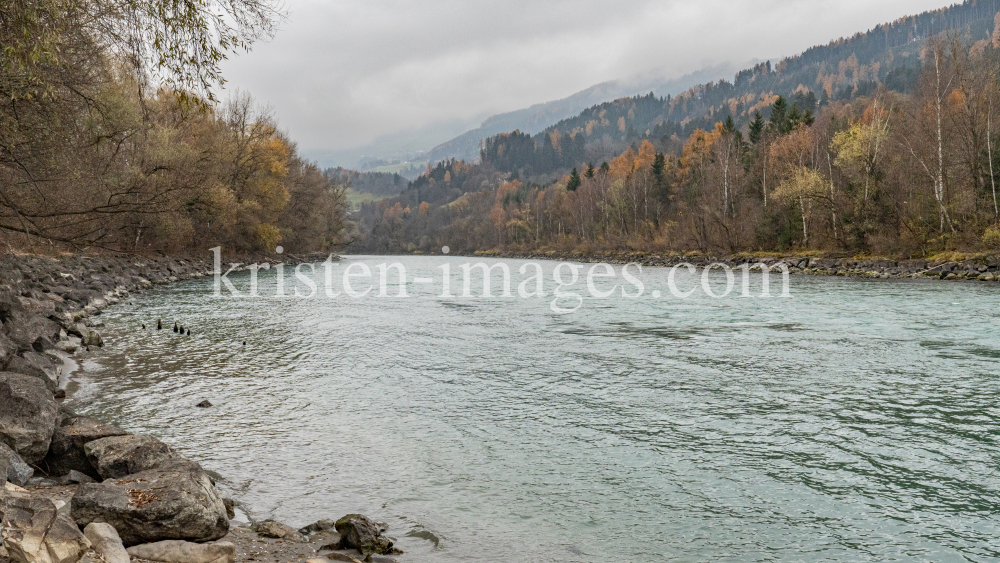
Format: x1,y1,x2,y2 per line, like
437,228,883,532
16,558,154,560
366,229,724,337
68,256,1000,562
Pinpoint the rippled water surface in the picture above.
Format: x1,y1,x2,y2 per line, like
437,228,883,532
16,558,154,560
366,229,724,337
67,256,1000,562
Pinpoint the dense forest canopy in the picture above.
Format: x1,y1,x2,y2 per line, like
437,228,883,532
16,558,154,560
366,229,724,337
0,0,347,253
355,1,1000,258
326,168,407,198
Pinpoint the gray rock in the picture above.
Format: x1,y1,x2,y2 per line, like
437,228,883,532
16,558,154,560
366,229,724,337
0,372,59,464
221,499,235,520
254,520,306,542
299,518,335,534
82,523,129,563
80,332,103,348
195,400,212,408
334,514,397,555
0,442,34,486
56,470,96,486
66,323,88,339
126,540,235,563
2,495,91,563
70,463,228,546
2,314,61,351
52,500,71,519
6,351,60,392
0,331,17,366
83,434,179,480
41,414,127,479
31,336,53,353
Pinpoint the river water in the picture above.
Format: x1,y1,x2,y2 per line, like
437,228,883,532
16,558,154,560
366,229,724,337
66,255,1000,562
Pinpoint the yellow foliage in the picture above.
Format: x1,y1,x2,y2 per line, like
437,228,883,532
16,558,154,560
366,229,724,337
679,128,721,170
255,223,282,249
983,225,1000,249
383,202,405,220
831,106,889,175
947,89,967,108
635,140,656,171
609,148,635,179
772,166,827,202
495,180,521,203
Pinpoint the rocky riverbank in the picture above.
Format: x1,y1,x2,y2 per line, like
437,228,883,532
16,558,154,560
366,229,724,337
0,251,403,563
471,250,1000,281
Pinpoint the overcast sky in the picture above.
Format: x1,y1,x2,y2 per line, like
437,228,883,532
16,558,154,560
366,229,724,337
219,0,950,153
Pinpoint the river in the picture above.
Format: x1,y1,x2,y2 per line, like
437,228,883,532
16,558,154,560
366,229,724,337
65,255,1000,562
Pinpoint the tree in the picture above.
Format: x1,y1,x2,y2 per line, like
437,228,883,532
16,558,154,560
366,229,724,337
567,168,581,191
749,112,765,144
770,96,790,134
723,115,736,133
832,94,891,201
900,39,957,234
772,166,828,247
0,0,286,248
1,0,281,104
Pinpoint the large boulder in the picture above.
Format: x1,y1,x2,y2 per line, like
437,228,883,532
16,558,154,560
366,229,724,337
83,434,179,480
5,352,59,393
0,296,25,327
334,514,397,555
82,523,129,563
0,372,59,464
1,496,91,563
0,442,34,486
41,414,128,479
70,463,229,546
2,314,61,351
126,540,236,563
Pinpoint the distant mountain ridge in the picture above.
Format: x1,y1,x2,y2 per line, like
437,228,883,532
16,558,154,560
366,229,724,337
426,62,750,163
472,0,1000,178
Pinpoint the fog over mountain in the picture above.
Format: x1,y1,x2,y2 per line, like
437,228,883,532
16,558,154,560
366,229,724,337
219,0,950,168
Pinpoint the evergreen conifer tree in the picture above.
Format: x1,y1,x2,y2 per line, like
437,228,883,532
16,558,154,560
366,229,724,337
749,112,765,144
567,168,581,191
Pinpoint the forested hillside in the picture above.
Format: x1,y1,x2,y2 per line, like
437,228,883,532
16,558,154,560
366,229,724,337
355,1,1000,258
0,0,346,253
482,0,1000,178
426,62,744,164
326,168,407,197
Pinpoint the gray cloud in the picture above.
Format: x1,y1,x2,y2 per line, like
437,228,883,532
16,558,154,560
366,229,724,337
219,0,950,154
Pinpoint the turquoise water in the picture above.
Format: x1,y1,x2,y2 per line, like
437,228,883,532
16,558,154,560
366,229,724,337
68,256,1000,562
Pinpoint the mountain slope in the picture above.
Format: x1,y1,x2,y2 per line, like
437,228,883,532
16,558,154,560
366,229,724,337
426,62,749,163
474,0,1000,177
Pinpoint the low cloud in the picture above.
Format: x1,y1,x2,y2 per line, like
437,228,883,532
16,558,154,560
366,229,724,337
219,0,949,154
